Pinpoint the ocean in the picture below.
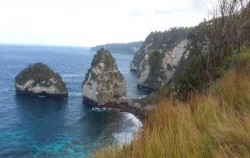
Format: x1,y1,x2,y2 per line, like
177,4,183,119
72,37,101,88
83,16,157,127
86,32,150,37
0,45,149,157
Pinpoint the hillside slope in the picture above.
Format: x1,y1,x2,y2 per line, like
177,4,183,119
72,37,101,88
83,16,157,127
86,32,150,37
93,48,250,158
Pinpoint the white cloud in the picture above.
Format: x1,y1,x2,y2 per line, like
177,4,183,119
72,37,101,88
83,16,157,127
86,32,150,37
0,0,210,46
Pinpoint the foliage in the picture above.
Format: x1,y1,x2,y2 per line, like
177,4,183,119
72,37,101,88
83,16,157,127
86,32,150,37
148,50,163,73
91,48,115,69
15,62,66,92
93,49,250,158
83,48,120,85
93,1,250,157
143,27,191,51
144,50,165,88
90,41,143,54
170,22,209,99
205,0,250,80
131,27,192,70
170,0,250,99
236,48,250,66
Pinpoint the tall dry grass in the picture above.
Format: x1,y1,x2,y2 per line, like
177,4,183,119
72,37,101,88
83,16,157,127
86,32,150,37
93,50,250,158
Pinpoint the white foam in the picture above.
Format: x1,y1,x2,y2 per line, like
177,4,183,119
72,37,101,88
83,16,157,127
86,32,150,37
38,95,46,98
91,107,117,112
62,74,82,78
91,107,104,112
123,112,142,128
69,92,82,97
113,112,142,146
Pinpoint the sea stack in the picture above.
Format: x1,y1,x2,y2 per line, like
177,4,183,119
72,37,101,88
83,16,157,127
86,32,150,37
15,62,68,98
82,48,126,106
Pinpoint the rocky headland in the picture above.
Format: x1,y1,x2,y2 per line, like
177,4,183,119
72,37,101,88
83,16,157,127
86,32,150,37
90,41,143,55
130,28,190,90
15,62,68,98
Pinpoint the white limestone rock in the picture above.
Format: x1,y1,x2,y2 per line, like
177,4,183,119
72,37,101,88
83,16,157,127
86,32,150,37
130,29,190,89
137,39,189,89
82,48,126,106
15,62,68,98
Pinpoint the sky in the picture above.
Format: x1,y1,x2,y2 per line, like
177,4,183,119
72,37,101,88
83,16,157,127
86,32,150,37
0,0,212,47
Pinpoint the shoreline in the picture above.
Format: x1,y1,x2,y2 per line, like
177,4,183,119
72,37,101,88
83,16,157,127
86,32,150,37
83,96,153,122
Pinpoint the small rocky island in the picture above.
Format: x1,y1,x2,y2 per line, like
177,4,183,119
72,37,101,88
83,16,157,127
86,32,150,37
82,48,126,106
15,62,68,98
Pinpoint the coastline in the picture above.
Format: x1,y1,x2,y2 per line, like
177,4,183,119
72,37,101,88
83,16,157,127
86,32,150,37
83,96,153,122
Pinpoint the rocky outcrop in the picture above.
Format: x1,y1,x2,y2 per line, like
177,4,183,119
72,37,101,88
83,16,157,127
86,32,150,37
82,48,126,106
138,39,189,89
130,28,190,89
15,62,68,98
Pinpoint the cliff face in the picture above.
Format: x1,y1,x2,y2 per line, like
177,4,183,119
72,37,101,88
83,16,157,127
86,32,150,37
137,40,189,89
82,48,126,106
131,28,190,89
15,62,68,98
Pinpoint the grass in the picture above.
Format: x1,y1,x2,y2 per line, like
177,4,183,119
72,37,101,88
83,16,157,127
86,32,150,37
93,49,250,158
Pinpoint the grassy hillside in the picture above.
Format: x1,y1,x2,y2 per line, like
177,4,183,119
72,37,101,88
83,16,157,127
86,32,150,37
93,49,250,158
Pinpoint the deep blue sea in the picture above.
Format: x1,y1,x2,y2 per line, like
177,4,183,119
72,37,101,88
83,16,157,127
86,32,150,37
0,45,148,158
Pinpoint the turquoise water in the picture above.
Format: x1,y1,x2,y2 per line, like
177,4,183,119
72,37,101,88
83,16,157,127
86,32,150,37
0,45,148,157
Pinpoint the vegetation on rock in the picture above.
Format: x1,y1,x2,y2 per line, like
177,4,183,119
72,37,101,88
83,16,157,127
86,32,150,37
92,48,115,70
90,41,143,54
83,48,119,85
145,50,165,88
93,0,250,157
15,62,67,93
130,27,191,71
93,48,250,158
82,48,126,105
169,0,250,99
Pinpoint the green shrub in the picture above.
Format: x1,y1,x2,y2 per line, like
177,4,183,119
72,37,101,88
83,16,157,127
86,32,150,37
15,62,66,91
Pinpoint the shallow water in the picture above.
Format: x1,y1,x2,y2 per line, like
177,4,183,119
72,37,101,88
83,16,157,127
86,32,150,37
0,45,148,157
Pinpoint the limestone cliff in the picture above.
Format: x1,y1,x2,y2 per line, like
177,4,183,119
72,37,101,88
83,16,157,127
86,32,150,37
82,48,126,106
15,62,68,98
137,40,189,89
131,28,190,89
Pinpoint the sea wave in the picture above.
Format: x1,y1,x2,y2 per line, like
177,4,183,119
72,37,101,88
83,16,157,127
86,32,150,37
113,112,142,146
69,92,82,97
91,107,116,112
61,74,82,78
91,107,104,112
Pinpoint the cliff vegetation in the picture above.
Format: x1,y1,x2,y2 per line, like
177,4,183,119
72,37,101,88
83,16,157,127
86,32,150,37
15,62,67,92
93,0,250,157
90,41,143,54
93,48,250,158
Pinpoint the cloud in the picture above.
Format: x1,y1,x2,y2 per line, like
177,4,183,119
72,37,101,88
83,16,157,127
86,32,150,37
130,11,144,16
0,0,209,46
154,10,171,15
